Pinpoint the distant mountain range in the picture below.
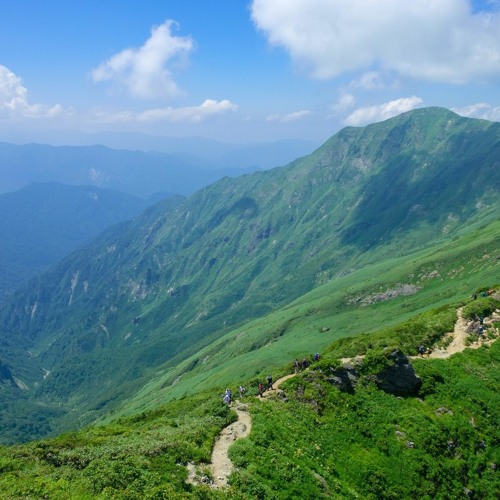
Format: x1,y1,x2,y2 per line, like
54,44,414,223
0,135,319,196
0,142,268,198
0,107,498,443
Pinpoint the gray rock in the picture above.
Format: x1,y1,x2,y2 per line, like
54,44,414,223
374,350,422,397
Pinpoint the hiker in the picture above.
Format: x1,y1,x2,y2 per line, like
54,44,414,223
266,374,273,390
239,385,246,398
477,325,484,338
258,382,265,397
479,316,484,325
302,357,309,370
293,358,300,373
473,292,478,300
425,348,432,358
418,344,426,357
313,353,320,362
223,388,232,405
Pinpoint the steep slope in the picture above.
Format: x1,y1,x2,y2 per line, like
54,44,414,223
0,107,498,440
0,182,165,299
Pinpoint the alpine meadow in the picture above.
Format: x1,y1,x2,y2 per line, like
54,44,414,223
0,107,499,498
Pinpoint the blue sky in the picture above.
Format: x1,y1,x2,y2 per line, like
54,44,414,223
1,0,499,144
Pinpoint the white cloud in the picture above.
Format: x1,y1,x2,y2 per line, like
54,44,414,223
92,20,194,99
344,96,424,126
251,0,500,83
91,99,237,124
266,110,311,122
0,65,64,118
452,103,500,121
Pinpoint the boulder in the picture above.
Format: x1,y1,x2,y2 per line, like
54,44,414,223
374,350,422,396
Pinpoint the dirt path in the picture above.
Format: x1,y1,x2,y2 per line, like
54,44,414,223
422,307,498,359
340,307,499,365
257,373,297,400
187,373,299,489
209,402,251,487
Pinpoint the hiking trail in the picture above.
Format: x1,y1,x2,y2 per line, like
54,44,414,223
187,372,298,489
341,306,499,365
425,307,499,359
187,305,499,489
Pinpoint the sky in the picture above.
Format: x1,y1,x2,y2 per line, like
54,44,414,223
1,0,500,145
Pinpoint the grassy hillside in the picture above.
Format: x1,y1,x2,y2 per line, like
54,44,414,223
0,292,497,498
110,217,500,418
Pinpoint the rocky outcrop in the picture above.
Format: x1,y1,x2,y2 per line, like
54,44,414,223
373,350,422,396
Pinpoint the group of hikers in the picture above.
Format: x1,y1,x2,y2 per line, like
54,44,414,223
222,353,321,405
418,344,433,358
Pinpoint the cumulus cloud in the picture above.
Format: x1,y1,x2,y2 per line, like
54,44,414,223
92,20,194,99
251,0,500,83
91,99,237,123
266,109,311,122
344,96,423,126
0,65,64,118
452,103,500,121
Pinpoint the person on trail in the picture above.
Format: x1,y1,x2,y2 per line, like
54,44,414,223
425,348,433,358
293,358,300,373
302,357,309,370
418,344,426,357
473,292,478,300
478,325,484,338
258,382,265,397
313,353,320,362
239,385,246,398
266,375,273,390
479,316,484,325
223,388,232,405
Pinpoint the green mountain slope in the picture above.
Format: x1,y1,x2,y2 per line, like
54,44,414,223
0,293,498,498
0,107,498,442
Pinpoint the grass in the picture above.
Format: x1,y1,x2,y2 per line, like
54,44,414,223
0,287,498,498
107,219,499,419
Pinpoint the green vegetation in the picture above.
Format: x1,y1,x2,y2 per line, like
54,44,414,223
0,393,233,498
230,342,500,499
0,183,153,299
0,293,498,498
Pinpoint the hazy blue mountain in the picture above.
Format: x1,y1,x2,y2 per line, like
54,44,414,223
0,142,259,198
1,129,319,170
0,107,498,441
0,183,181,299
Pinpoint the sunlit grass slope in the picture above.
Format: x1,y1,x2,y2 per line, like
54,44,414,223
110,217,499,418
